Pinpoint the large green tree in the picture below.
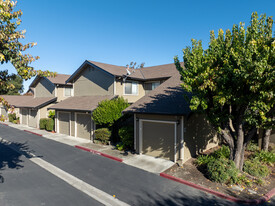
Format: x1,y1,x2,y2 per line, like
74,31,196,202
175,12,274,170
0,71,23,95
0,0,54,107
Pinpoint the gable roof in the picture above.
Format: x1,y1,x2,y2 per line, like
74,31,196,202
123,73,191,116
48,95,116,112
29,74,72,88
66,60,182,83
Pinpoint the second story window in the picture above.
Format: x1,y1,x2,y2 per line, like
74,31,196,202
124,81,138,95
65,87,72,97
144,81,160,94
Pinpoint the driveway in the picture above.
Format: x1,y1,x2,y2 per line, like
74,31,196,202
0,124,267,205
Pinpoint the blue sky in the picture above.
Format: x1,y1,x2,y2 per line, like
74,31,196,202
2,0,274,92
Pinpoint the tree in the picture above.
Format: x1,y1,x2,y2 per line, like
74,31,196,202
0,72,23,95
92,97,130,142
0,0,54,106
175,12,274,170
126,62,145,69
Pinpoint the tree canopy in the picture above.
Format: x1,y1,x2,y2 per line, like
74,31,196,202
0,0,55,107
175,12,274,170
0,71,23,95
92,97,129,127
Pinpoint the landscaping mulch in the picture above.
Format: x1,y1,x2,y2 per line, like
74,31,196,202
164,155,275,200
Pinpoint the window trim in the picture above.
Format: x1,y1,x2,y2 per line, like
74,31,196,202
123,81,139,96
64,87,73,97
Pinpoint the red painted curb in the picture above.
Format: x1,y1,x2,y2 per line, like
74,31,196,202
75,145,123,163
160,173,274,205
24,130,43,137
0,123,8,126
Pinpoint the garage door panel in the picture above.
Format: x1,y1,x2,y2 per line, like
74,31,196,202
29,109,37,128
77,113,91,140
143,122,174,161
59,112,70,135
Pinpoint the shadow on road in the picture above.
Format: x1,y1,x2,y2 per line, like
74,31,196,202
0,139,37,183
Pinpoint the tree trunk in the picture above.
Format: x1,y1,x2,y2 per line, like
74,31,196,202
233,123,244,170
262,129,272,151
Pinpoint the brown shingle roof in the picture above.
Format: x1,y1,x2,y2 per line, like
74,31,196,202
123,73,191,115
48,95,116,112
16,97,57,109
0,95,33,107
67,60,182,83
47,74,72,85
29,74,72,88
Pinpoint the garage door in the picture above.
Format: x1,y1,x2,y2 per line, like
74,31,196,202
76,113,91,140
21,108,28,125
58,112,70,135
29,109,37,128
1,107,7,117
142,121,175,161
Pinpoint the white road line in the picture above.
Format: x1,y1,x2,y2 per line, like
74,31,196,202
0,137,130,206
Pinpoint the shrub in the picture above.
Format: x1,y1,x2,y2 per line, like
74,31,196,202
8,113,16,122
46,118,54,131
116,142,124,151
118,126,134,150
246,141,259,152
48,110,55,119
40,118,48,130
40,118,54,131
95,128,111,144
253,150,275,166
92,97,129,127
244,159,270,178
206,158,239,184
195,155,215,166
212,145,230,159
0,115,6,122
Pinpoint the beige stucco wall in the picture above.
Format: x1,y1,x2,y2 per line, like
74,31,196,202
183,113,219,161
115,79,146,103
135,113,219,162
55,85,72,102
73,65,114,96
39,103,56,119
34,78,55,98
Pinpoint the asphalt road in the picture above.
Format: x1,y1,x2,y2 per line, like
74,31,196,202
0,124,274,206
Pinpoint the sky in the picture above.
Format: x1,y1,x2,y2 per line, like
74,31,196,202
2,0,275,93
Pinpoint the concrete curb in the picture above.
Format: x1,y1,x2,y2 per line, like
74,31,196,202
24,130,43,137
0,122,9,126
75,145,123,163
160,173,275,205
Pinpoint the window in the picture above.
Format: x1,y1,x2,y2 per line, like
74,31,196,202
124,81,138,95
65,87,72,96
144,81,160,94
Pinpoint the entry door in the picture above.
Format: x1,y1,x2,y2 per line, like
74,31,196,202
21,108,28,125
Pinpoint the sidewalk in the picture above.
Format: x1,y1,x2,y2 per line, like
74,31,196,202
2,122,174,174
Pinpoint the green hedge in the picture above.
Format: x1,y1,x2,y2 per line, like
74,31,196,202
40,118,54,131
94,128,111,144
8,113,16,122
118,126,134,150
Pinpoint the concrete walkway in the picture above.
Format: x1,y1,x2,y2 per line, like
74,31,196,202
2,122,174,173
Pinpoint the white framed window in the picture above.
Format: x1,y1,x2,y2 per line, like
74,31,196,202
124,81,138,95
64,87,72,97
